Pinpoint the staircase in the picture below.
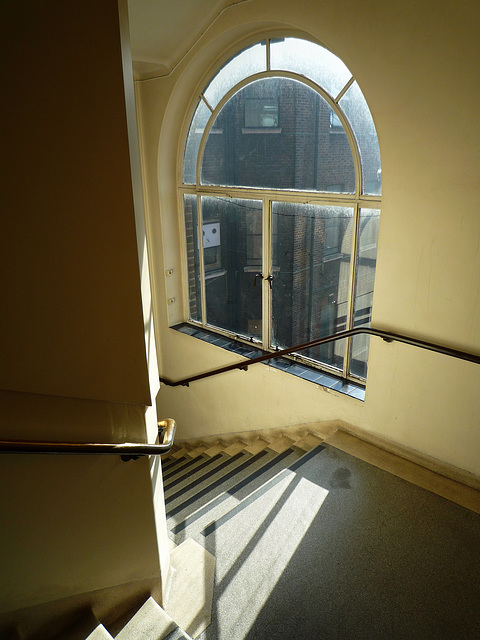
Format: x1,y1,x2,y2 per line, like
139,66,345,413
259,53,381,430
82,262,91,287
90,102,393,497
163,428,327,547
5,426,479,638
3,427,329,640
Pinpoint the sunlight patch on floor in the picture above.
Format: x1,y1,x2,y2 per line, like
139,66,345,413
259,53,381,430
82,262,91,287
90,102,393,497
213,471,329,640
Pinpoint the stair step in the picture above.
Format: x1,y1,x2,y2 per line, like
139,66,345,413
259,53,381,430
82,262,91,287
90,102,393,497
200,446,329,640
242,437,271,454
202,443,225,457
162,455,188,472
169,449,276,538
293,432,325,451
265,434,297,453
164,454,222,488
164,538,215,639
86,624,114,639
170,448,190,459
185,445,209,458
166,452,250,519
164,453,240,504
169,447,306,542
163,629,194,640
116,597,176,640
201,443,326,540
222,440,249,456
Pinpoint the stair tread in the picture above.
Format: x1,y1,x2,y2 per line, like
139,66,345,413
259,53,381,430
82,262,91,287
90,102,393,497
164,454,223,489
162,456,189,475
185,445,209,458
266,435,297,453
169,447,305,541
294,432,325,451
163,629,194,640
168,449,278,537
222,441,248,456
165,452,246,504
86,624,114,639
242,438,271,454
171,448,189,459
116,597,176,640
201,443,326,539
202,443,225,457
165,539,215,638
166,452,252,519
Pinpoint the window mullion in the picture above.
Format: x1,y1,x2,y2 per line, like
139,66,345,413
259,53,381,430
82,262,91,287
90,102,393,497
343,202,361,377
262,196,272,350
197,194,208,325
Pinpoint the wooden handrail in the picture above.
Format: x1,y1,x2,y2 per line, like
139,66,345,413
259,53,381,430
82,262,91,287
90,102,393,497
160,327,480,387
0,418,176,460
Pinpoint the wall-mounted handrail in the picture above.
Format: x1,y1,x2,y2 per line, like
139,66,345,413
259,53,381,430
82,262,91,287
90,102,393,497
0,418,176,460
160,327,480,387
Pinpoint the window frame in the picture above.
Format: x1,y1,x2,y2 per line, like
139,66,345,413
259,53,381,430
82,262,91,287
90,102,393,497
177,37,381,383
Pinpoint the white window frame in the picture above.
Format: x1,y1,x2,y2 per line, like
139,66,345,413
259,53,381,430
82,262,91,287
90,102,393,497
177,37,381,382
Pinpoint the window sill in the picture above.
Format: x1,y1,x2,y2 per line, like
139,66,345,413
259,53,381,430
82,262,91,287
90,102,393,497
241,128,282,134
172,323,365,401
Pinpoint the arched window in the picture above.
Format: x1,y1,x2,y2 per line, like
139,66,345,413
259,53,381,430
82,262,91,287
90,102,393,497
180,37,381,381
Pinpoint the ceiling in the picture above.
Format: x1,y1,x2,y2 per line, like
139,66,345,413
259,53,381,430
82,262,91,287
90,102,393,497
126,0,239,79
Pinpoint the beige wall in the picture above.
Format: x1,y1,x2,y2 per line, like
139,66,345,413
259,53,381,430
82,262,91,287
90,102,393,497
137,0,480,477
1,0,149,405
0,0,169,616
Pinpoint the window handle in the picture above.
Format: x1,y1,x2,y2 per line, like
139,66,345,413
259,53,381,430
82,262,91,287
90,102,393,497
254,272,263,286
265,274,274,289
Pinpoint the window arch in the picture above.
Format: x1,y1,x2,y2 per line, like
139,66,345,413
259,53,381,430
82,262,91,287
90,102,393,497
180,37,381,382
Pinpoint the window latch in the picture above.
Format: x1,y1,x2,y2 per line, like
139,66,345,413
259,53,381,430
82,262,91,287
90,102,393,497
254,272,263,286
265,274,274,289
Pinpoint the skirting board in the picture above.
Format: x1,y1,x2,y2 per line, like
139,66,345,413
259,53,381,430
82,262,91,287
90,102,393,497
172,420,480,513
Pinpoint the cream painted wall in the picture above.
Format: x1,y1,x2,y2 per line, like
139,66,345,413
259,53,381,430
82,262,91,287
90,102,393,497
137,0,480,477
0,0,170,617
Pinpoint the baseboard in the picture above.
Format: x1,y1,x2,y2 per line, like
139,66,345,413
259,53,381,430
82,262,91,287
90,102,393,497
326,423,480,514
332,420,480,492
172,420,338,448
172,420,480,514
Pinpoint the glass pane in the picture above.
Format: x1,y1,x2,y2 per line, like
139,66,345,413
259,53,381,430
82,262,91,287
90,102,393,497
183,100,211,184
183,195,202,322
270,38,352,99
201,77,355,192
340,82,382,195
203,42,266,110
202,196,263,340
271,203,354,371
349,208,380,378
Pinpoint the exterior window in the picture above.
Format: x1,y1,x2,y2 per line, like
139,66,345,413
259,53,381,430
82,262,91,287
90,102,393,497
245,98,279,128
181,37,381,382
329,111,343,131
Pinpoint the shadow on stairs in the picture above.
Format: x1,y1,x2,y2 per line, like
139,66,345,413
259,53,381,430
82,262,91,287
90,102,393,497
163,428,480,640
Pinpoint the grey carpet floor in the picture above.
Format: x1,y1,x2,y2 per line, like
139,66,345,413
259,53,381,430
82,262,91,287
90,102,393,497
167,444,480,640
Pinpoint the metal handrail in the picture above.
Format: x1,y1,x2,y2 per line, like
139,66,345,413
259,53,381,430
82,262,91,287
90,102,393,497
160,327,480,387
0,418,176,460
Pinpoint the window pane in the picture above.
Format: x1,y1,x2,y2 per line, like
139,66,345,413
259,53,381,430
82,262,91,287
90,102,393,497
183,195,202,322
202,77,355,192
349,208,380,378
203,42,266,110
340,82,381,195
271,203,354,371
183,100,211,184
270,38,352,99
202,196,263,340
